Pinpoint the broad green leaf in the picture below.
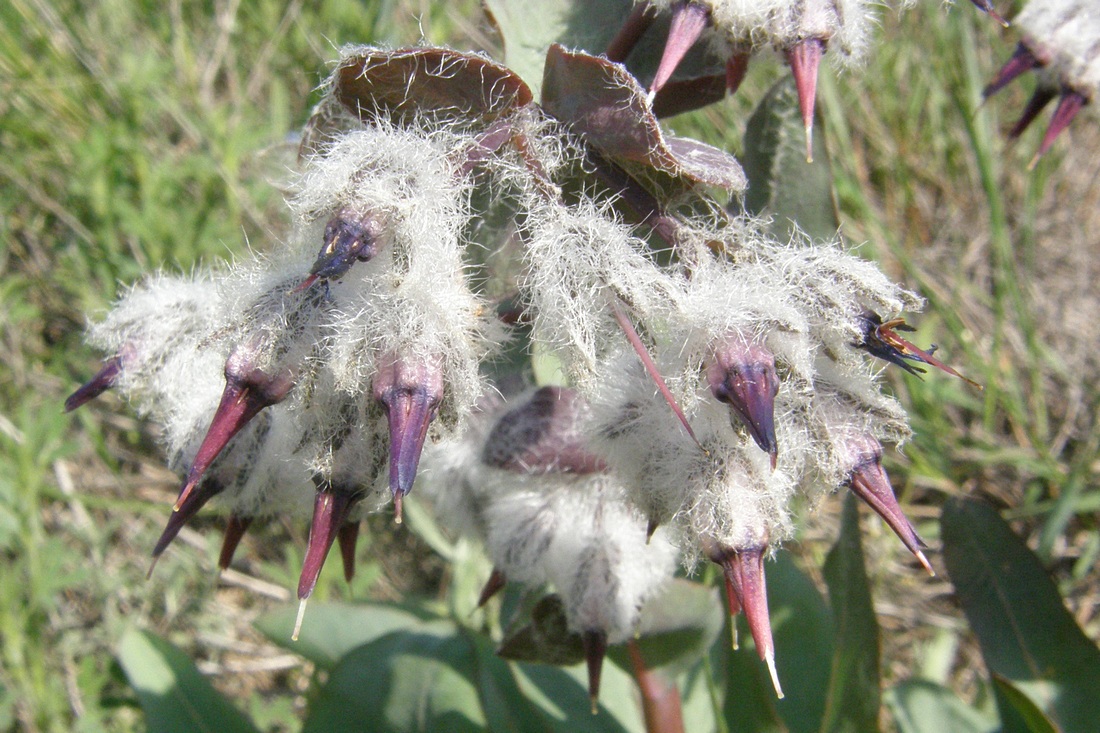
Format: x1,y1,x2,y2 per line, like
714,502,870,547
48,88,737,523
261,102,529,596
992,676,1059,733
513,660,643,732
116,628,260,733
607,579,724,673
723,552,835,733
886,680,997,733
469,632,563,733
740,75,839,244
941,498,1100,733
820,494,881,733
255,601,434,669
302,622,486,733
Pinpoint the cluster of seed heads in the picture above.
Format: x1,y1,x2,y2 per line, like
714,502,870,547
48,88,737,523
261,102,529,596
69,0,1077,709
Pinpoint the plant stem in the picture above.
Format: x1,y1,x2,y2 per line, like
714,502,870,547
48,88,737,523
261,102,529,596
628,639,686,733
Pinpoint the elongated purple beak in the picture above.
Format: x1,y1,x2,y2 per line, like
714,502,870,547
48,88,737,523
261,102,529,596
707,338,779,468
65,354,125,412
374,356,444,522
175,352,293,512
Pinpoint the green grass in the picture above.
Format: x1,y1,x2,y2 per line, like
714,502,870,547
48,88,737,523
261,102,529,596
2,0,1098,730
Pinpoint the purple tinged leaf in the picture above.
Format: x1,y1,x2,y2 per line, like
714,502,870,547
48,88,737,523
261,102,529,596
330,48,533,129
1030,90,1088,169
786,38,826,164
218,514,253,571
650,73,727,118
541,45,745,190
373,356,445,521
1008,87,1057,140
983,43,1042,99
582,629,609,714
650,2,710,96
65,353,126,412
706,336,779,468
841,434,934,575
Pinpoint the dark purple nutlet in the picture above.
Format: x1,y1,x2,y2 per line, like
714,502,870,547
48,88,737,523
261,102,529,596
174,345,294,512
308,206,384,282
147,478,226,578
1029,90,1088,170
294,485,360,640
841,434,934,576
477,568,507,608
706,337,779,468
481,386,608,475
786,38,826,163
337,521,361,583
983,43,1044,99
373,355,445,523
707,541,783,698
650,1,711,96
582,629,609,715
65,347,133,412
218,513,254,571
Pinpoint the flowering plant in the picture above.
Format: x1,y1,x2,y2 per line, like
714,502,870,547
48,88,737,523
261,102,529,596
65,1,1100,731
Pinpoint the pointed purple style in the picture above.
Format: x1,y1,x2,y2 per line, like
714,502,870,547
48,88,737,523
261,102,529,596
707,337,779,468
373,355,445,522
650,2,710,97
218,514,253,571
968,0,1009,28
582,629,609,715
611,303,704,451
175,347,294,512
842,434,934,575
298,488,358,603
983,43,1042,99
1008,87,1057,140
65,353,126,412
786,38,826,164
707,547,741,649
1030,91,1088,169
605,2,655,63
711,543,782,697
151,479,226,569
336,521,360,583
476,568,507,608
725,52,750,95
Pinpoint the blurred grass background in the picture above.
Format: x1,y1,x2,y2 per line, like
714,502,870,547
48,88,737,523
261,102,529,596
1,0,1097,730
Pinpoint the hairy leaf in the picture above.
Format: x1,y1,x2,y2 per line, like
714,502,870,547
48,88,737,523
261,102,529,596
886,680,997,733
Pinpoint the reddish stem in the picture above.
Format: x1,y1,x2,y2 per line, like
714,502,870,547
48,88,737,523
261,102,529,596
627,640,685,733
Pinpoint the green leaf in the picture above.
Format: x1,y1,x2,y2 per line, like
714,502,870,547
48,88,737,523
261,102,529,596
607,579,724,674
820,494,881,733
885,680,997,733
723,552,835,733
115,628,260,733
941,498,1100,732
512,660,643,732
255,601,434,669
992,675,1060,733
302,622,487,733
740,75,839,244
